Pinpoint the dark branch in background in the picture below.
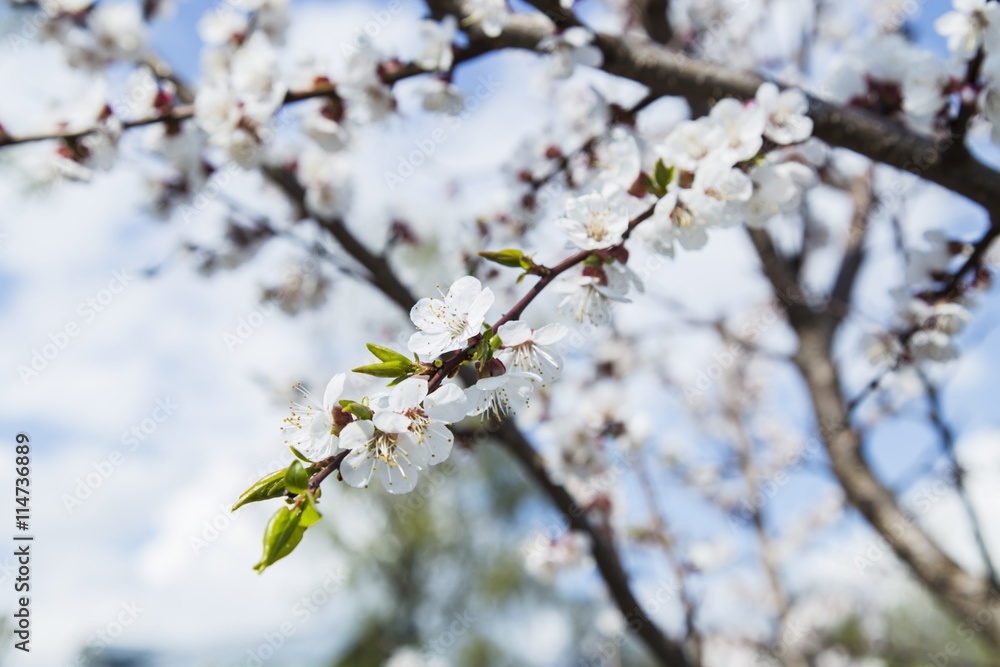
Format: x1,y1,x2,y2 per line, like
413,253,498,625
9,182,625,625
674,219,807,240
261,165,416,312
918,370,1000,590
746,228,1000,646
829,168,874,309
495,420,690,667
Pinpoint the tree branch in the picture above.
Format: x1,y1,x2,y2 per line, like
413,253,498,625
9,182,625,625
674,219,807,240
747,228,1000,646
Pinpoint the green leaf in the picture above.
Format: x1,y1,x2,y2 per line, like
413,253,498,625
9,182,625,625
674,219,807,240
489,334,503,351
300,493,322,527
339,399,374,421
352,360,414,378
253,505,306,573
232,468,288,511
479,249,526,269
366,343,411,365
285,460,310,495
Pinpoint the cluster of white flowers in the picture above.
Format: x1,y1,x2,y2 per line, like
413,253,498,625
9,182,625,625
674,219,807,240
283,276,566,494
194,30,287,166
550,82,814,324
32,1,149,69
826,0,1000,139
826,31,955,134
866,291,973,364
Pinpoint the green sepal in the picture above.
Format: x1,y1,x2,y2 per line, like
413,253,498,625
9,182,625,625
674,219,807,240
284,460,310,495
232,468,288,511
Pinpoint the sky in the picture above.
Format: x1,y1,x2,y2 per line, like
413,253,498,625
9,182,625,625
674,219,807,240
1,0,1000,666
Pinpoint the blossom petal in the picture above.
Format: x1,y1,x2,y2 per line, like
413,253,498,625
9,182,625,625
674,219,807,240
338,420,373,450
423,421,454,464
376,457,419,494
424,383,469,423
373,411,410,434
340,448,375,488
389,376,428,412
497,320,532,346
322,373,346,410
532,323,568,346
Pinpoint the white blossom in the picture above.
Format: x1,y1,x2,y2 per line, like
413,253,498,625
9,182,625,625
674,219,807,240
708,97,765,162
738,161,816,227
592,127,642,189
339,47,394,122
755,82,813,145
659,116,726,172
339,420,427,494
935,0,1000,59
464,369,540,420
298,144,353,218
282,374,348,460
416,16,457,72
467,0,508,37
408,276,495,357
88,2,147,62
556,185,630,250
198,10,248,45
370,377,467,467
538,28,603,79
637,186,715,255
496,320,567,383
556,262,639,324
